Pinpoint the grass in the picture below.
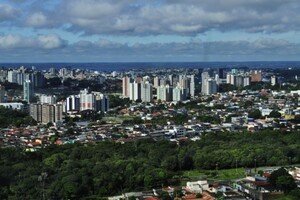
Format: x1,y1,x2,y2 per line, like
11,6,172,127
182,168,246,181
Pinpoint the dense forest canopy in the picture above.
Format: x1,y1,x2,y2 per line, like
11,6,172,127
0,130,299,199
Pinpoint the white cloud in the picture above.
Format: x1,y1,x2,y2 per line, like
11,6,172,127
0,34,66,49
0,4,19,22
1,35,300,61
58,0,300,35
2,0,300,36
26,12,48,27
37,34,66,49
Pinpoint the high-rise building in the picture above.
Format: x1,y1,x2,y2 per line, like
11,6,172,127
54,104,64,123
129,81,141,101
0,70,7,82
40,95,57,104
32,71,45,88
59,68,68,77
168,75,174,86
17,72,25,85
202,78,217,95
271,75,277,86
66,95,80,112
30,103,63,124
49,68,56,76
94,93,109,112
7,70,18,83
80,89,96,111
243,77,250,87
251,70,262,82
42,104,63,124
201,71,210,95
157,85,173,102
122,76,131,97
141,81,153,102
218,68,226,79
190,75,195,98
23,80,34,103
179,76,187,88
153,76,160,88
173,87,187,102
30,103,43,122
78,89,109,112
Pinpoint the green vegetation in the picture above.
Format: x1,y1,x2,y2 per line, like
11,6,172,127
109,95,131,108
269,168,297,193
269,168,300,200
183,168,245,180
0,131,299,199
0,106,37,128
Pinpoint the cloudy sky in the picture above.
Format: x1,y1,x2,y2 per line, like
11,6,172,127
0,0,299,62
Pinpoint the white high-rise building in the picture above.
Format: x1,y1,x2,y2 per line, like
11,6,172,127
23,80,34,103
173,87,187,102
40,95,57,104
243,77,250,87
157,85,173,102
168,75,174,86
141,81,153,102
80,89,96,111
271,76,277,86
8,70,18,83
153,76,160,88
129,81,141,101
190,75,195,98
201,71,210,95
66,95,80,112
202,78,217,95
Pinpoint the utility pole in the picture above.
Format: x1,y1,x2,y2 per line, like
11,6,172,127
254,158,257,174
235,158,238,173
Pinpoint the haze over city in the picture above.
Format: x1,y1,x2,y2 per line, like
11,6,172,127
1,0,300,62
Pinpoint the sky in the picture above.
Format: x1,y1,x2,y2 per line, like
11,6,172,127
0,0,300,62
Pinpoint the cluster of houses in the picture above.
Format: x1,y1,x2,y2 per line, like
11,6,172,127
107,167,300,200
1,87,300,149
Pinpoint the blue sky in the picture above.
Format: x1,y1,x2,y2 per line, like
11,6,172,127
0,0,300,62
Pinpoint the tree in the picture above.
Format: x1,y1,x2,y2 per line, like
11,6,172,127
276,175,297,193
268,168,297,193
269,110,282,118
248,109,262,119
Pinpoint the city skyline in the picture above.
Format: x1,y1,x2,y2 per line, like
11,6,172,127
0,0,300,62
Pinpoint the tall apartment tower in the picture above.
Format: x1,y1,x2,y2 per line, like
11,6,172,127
79,89,96,111
30,103,63,124
42,104,63,124
122,76,131,97
40,95,57,104
66,95,80,112
23,80,34,103
30,103,42,122
141,81,153,102
129,81,141,101
271,75,278,86
153,76,160,88
201,71,210,95
202,78,217,95
251,70,262,82
157,85,173,102
190,75,195,98
173,87,187,102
